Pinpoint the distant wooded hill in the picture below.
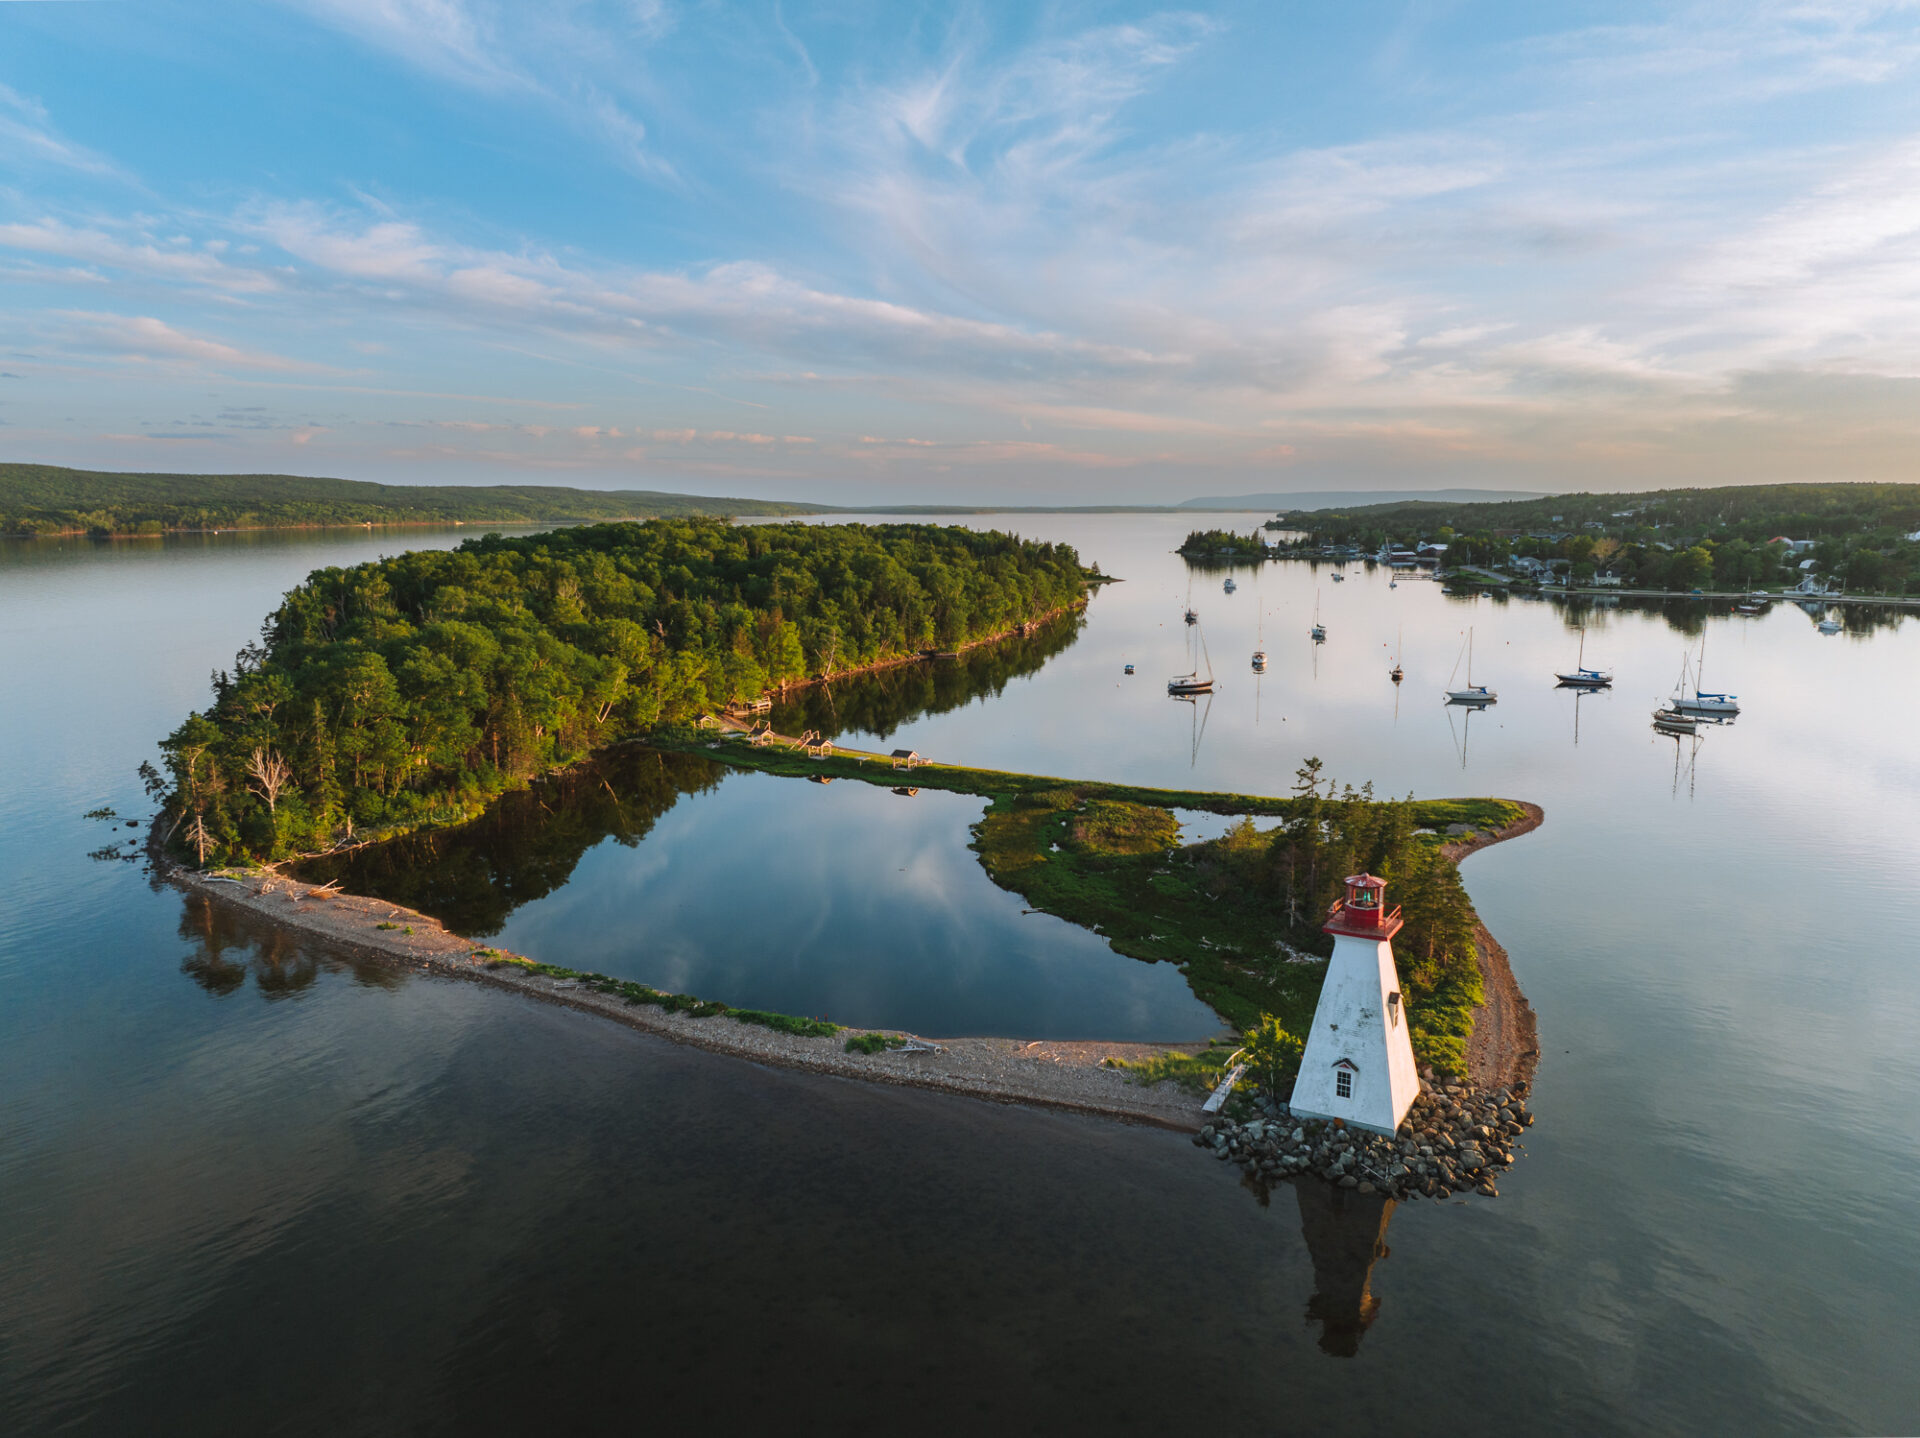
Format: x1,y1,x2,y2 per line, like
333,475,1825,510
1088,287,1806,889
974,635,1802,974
1180,488,1550,511
1281,482,1920,537
0,464,830,535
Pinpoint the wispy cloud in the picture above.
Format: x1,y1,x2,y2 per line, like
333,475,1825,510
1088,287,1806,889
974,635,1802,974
0,82,122,178
54,312,324,373
10,4,1920,493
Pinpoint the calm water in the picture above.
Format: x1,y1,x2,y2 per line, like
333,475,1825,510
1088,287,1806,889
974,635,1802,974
3,519,1918,1434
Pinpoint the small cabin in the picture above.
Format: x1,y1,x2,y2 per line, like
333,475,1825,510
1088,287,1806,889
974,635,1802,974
891,749,923,770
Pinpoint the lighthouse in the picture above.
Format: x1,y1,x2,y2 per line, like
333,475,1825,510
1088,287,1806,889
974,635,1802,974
1289,873,1421,1136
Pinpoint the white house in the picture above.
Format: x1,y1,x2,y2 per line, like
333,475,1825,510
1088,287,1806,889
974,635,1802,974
1289,874,1422,1137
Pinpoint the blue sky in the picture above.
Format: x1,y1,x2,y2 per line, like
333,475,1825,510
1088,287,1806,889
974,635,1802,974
3,1,1920,504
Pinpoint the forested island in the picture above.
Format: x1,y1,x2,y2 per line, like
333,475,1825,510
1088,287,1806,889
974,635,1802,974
1274,481,1920,594
1177,527,1271,561
156,520,1091,862
0,463,826,535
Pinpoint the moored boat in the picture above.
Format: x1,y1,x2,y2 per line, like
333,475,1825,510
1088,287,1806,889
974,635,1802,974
1171,619,1215,695
1554,627,1612,688
1445,627,1496,704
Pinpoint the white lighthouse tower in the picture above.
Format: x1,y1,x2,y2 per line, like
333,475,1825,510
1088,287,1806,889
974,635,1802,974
1289,873,1421,1136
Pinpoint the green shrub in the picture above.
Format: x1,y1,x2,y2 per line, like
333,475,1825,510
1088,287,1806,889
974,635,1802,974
845,1032,906,1054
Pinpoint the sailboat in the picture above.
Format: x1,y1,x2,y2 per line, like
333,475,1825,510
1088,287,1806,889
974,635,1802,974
1652,706,1699,734
1169,619,1215,695
1444,627,1496,704
1252,605,1268,671
1183,573,1198,626
1223,576,1237,594
1389,624,1403,684
1670,632,1739,715
1310,590,1326,643
1554,627,1612,688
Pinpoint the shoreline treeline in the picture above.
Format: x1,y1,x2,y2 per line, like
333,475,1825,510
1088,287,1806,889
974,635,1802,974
157,520,1090,863
0,463,823,535
1276,481,1920,594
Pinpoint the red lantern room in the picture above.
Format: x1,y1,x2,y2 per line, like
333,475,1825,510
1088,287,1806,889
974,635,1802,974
1324,872,1403,939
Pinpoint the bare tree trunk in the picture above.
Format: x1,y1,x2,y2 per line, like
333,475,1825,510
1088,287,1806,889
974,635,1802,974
246,746,291,814
187,810,213,866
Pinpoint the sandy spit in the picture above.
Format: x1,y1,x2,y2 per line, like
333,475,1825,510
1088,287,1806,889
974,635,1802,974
152,841,1217,1131
1445,802,1545,1092
149,798,1543,1127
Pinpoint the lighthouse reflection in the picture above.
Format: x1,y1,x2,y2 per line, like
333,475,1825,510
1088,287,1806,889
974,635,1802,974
1238,1169,1400,1356
1295,1181,1396,1357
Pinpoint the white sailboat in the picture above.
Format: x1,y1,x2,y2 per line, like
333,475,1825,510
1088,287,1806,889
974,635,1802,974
1444,627,1496,704
1310,590,1326,643
1389,624,1403,684
1251,604,1267,671
1670,632,1739,715
1554,627,1612,688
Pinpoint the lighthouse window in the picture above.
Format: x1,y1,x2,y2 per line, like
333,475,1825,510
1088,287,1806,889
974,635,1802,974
1388,992,1402,1027
1336,1069,1352,1099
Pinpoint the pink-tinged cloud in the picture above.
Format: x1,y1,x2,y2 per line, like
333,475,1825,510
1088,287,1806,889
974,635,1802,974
56,312,320,372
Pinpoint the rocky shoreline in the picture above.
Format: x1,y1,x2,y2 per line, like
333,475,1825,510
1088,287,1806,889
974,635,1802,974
1196,1070,1533,1201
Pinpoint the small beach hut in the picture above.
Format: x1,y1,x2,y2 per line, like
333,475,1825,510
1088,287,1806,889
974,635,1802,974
890,748,922,770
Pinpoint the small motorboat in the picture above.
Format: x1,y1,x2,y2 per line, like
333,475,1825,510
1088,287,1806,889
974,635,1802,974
1251,650,1267,672
1223,577,1237,594
1124,663,1135,675
1331,571,1345,582
1652,707,1698,734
